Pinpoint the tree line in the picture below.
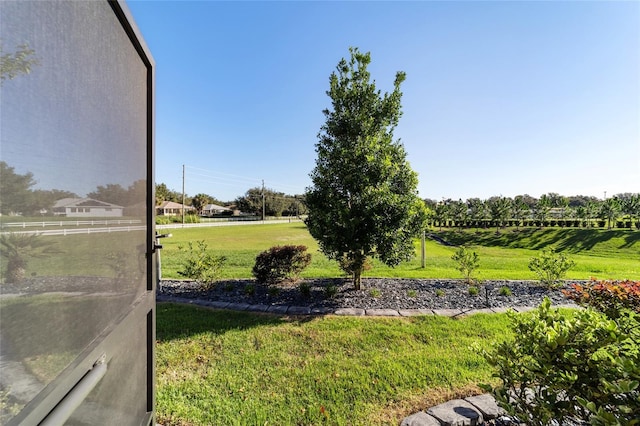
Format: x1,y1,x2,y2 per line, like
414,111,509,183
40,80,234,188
156,183,306,218
424,193,640,231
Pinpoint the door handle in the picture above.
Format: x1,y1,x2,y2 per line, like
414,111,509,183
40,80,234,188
39,356,107,426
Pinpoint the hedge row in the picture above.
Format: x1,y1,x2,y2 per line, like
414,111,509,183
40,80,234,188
430,219,639,229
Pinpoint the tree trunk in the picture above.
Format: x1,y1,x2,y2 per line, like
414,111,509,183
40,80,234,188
353,269,362,290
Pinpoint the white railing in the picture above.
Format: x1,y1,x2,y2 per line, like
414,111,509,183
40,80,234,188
0,225,146,237
1,219,142,229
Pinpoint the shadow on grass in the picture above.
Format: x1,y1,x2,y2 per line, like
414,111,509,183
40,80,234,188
434,228,638,254
156,302,317,342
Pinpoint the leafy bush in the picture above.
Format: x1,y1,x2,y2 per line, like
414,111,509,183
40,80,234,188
325,284,338,298
481,298,640,426
563,278,640,319
528,247,575,288
369,288,381,298
299,281,311,297
252,245,311,285
468,286,479,296
177,240,226,290
451,246,479,284
155,216,172,225
499,286,512,297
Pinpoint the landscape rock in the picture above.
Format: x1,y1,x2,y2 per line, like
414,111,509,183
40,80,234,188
427,399,483,426
401,411,442,426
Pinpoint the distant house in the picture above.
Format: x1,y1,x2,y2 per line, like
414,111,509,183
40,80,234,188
201,203,232,217
53,198,124,217
156,201,195,216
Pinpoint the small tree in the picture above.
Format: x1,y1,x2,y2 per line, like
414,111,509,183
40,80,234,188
600,197,622,230
305,47,427,290
451,246,479,284
533,195,551,228
528,247,575,288
177,240,226,290
487,196,512,233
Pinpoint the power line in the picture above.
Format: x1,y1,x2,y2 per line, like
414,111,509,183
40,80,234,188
182,164,305,196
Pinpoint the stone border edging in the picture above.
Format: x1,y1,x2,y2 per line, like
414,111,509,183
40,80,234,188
402,393,507,426
157,294,577,318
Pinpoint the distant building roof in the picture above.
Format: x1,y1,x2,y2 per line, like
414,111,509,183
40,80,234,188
203,203,231,211
157,201,195,210
53,198,123,209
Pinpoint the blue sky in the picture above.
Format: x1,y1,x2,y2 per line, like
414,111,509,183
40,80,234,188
127,0,639,203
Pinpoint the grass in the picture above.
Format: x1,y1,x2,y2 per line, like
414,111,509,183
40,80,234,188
156,303,514,425
154,224,628,424
159,223,640,281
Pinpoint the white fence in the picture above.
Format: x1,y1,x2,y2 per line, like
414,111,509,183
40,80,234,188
1,219,142,228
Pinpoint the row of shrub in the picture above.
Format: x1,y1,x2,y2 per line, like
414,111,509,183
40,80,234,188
156,213,201,225
431,219,639,229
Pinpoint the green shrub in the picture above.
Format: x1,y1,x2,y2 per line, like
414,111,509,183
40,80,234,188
407,289,417,298
268,287,280,297
325,284,338,298
155,216,172,225
468,286,479,296
244,284,255,296
299,281,311,297
481,298,640,426
252,245,312,285
177,240,226,290
451,246,479,284
528,247,575,289
369,288,381,298
499,286,512,297
435,289,445,297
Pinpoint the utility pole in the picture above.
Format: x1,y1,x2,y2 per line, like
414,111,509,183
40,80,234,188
182,164,185,225
262,179,265,221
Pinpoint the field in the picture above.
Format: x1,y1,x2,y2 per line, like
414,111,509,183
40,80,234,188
159,223,640,281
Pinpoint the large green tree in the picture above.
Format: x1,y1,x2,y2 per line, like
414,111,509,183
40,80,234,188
305,48,427,290
0,161,36,215
235,187,287,218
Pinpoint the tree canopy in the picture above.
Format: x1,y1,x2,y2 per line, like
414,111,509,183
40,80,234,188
305,48,427,289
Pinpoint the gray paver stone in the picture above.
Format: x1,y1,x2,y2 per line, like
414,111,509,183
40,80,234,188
366,308,400,316
333,308,365,316
432,309,464,317
464,393,504,419
398,309,434,317
287,306,311,315
246,304,270,312
225,302,250,311
400,411,442,426
489,307,512,314
427,399,483,426
311,307,334,315
266,305,289,314
513,306,536,313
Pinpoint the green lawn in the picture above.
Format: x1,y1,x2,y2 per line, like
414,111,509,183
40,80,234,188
159,223,640,281
156,303,515,425
153,224,634,425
